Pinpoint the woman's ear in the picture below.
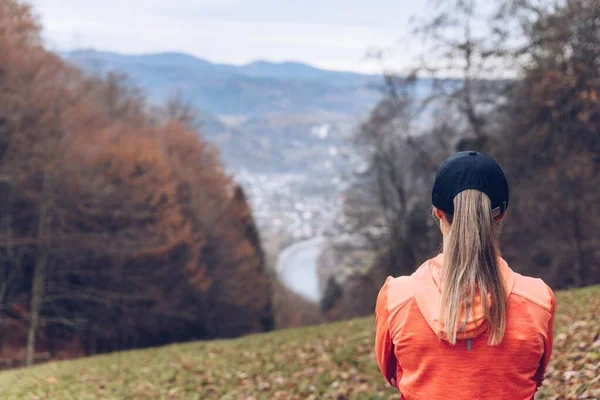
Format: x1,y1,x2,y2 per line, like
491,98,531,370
434,207,444,221
494,212,507,223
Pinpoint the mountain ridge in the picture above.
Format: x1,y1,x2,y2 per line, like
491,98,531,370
63,49,382,118
64,49,378,82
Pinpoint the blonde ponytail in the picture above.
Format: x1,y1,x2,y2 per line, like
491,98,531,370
439,189,507,345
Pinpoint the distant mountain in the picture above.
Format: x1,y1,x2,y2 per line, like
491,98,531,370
238,60,375,83
63,50,382,117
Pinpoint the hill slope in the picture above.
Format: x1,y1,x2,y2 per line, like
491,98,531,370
62,50,385,240
1,285,598,399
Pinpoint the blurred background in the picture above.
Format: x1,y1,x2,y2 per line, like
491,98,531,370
0,0,598,370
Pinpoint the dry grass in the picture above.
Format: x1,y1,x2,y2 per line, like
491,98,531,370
0,285,597,400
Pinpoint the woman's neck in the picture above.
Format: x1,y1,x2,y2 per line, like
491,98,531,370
442,233,449,253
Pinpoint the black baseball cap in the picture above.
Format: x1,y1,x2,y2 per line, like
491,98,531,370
432,151,509,217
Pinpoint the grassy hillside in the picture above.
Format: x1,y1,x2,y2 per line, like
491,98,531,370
0,286,598,400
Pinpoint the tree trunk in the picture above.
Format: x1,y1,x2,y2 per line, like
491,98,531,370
26,199,49,367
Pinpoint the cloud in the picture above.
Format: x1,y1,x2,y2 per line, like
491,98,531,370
29,0,424,73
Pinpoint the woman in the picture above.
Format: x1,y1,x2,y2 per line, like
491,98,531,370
375,151,555,399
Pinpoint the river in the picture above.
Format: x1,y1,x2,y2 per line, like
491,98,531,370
275,237,325,303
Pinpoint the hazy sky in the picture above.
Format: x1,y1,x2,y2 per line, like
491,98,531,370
29,0,428,73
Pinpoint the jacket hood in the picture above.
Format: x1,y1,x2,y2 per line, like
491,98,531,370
413,253,515,341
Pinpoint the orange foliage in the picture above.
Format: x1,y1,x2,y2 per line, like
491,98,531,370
0,0,272,364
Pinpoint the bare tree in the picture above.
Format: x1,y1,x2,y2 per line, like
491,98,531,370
25,173,50,366
349,0,600,289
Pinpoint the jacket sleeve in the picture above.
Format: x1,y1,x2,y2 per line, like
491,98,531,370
375,277,398,387
534,287,555,387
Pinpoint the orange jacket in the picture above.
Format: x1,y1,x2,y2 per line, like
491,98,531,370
375,254,555,400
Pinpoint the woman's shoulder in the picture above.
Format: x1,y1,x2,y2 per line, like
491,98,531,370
377,275,415,312
377,259,434,311
511,272,555,313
